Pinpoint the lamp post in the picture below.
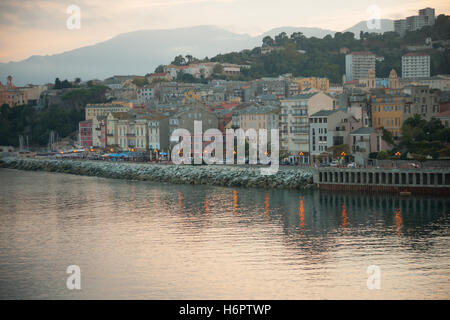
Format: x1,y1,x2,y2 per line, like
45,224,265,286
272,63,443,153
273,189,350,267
299,152,304,166
395,151,401,168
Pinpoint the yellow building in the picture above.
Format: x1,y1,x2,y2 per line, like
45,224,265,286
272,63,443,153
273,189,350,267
370,90,407,138
85,101,133,120
293,77,330,92
182,90,201,104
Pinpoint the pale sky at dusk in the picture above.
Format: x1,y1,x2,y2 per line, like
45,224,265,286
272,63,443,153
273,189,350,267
0,0,448,63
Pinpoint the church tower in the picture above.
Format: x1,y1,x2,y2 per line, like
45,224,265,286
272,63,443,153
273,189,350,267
388,69,399,89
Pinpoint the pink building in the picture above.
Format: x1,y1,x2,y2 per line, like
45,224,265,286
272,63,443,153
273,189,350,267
79,120,93,148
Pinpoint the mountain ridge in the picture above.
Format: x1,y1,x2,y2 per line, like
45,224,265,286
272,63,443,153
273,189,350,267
0,21,395,86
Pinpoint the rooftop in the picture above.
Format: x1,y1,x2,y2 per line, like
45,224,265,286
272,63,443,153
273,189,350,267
350,127,375,135
310,110,338,117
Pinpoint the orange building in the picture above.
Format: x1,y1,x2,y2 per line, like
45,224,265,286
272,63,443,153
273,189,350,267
370,89,407,138
293,77,330,92
0,76,27,107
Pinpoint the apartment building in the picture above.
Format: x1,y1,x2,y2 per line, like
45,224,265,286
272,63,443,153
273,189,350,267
280,92,335,163
233,105,280,142
349,127,386,165
370,90,407,138
79,120,93,148
293,77,330,92
403,85,440,121
394,7,435,37
147,114,169,152
345,52,376,81
309,109,362,156
402,53,430,79
137,86,154,104
168,105,219,153
92,116,107,149
85,102,133,121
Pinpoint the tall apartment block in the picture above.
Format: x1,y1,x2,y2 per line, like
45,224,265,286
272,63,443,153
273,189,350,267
394,7,436,37
402,53,431,79
345,52,376,82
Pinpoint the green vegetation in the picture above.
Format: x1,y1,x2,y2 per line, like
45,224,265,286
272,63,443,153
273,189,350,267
0,104,83,146
61,85,109,109
131,77,149,87
394,115,450,159
54,78,74,89
0,85,109,147
206,15,449,83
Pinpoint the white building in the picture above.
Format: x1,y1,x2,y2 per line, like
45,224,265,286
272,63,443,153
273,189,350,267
345,52,376,82
137,86,154,104
280,92,335,164
402,53,430,79
394,7,435,37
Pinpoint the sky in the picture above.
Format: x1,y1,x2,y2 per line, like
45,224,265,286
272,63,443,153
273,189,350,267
0,0,448,63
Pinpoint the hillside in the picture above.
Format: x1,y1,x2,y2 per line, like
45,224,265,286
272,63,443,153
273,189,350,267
205,15,449,83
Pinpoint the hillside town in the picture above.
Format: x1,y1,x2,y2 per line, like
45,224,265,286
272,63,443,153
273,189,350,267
1,7,449,167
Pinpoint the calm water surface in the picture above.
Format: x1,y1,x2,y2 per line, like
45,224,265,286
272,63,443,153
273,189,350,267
0,168,449,299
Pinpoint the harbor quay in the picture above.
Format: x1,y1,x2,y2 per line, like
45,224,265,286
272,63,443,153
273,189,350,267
314,167,450,195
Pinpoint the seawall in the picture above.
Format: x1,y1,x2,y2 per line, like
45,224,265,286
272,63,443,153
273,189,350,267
0,157,314,190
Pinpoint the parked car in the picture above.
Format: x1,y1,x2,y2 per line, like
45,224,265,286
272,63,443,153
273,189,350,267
347,162,356,168
319,162,330,167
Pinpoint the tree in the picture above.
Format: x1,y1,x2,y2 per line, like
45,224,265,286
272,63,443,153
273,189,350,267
132,77,148,87
213,63,224,75
54,78,62,89
381,127,394,145
154,65,165,73
376,150,389,160
61,79,72,88
274,32,289,46
171,55,186,66
262,36,274,47
397,115,450,159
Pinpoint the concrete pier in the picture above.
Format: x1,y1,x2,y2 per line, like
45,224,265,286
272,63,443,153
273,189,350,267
314,168,450,195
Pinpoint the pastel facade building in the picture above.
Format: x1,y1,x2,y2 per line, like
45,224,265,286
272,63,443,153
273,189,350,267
85,102,133,121
345,52,376,82
309,109,362,157
79,120,93,148
280,92,335,163
370,90,407,138
0,76,28,107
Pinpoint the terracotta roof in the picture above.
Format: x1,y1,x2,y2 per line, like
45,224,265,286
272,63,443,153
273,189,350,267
150,72,169,77
436,110,450,117
350,51,374,55
403,52,430,57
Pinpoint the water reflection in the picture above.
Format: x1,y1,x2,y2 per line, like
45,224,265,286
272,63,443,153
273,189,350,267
0,168,449,299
